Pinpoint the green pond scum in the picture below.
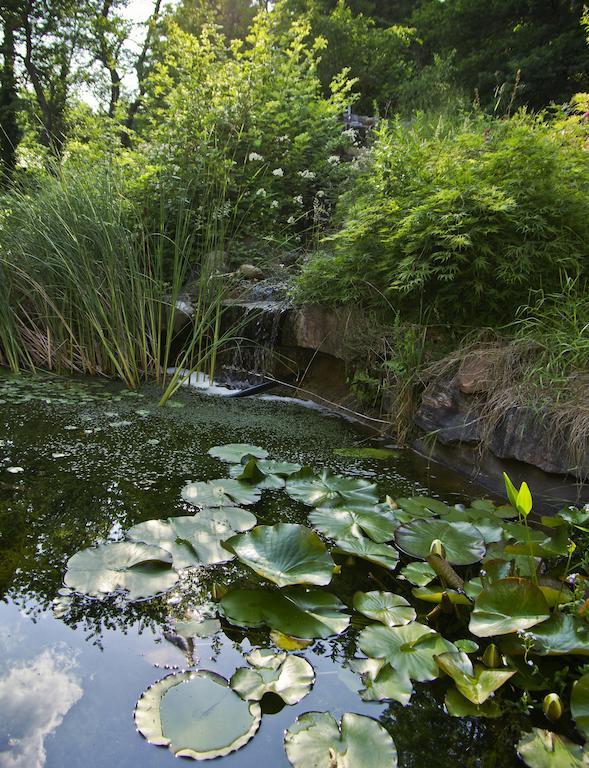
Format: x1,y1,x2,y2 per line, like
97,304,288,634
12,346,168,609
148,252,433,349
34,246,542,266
1,372,588,767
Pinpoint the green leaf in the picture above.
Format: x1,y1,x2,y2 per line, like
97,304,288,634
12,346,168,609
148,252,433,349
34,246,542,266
517,729,589,768
503,473,519,510
412,585,472,606
455,639,479,654
395,518,486,565
334,447,399,460
220,586,350,640
224,523,336,587
285,468,378,507
572,674,589,741
208,444,269,463
349,658,413,705
395,496,453,518
353,591,416,627
334,536,399,570
469,578,550,638
229,458,285,489
444,687,502,718
358,621,457,682
284,712,397,768
64,542,178,600
434,651,515,704
517,482,533,518
500,613,589,657
310,505,398,544
230,652,314,705
399,561,437,586
182,478,261,507
134,670,261,760
444,509,504,544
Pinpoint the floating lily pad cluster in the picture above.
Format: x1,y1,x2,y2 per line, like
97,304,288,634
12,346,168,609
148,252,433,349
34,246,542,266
58,444,589,765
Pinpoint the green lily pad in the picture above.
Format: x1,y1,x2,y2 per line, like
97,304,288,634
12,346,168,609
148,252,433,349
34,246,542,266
500,613,589,657
412,585,472,606
358,621,456,682
197,505,257,531
455,639,479,654
572,674,589,741
334,536,399,570
434,651,515,704
208,444,269,463
469,578,550,638
399,561,437,586
230,651,314,705
182,479,261,507
134,670,261,760
517,729,589,768
395,519,486,565
310,506,398,544
284,712,397,768
444,687,502,718
349,658,413,705
503,522,570,557
224,523,336,587
220,586,350,640
353,591,416,627
395,496,453,518
229,458,286,489
127,513,252,568
64,542,178,600
444,509,504,544
285,468,378,508
256,460,302,476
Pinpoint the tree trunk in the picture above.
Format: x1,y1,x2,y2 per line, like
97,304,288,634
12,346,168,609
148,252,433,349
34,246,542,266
0,1,22,178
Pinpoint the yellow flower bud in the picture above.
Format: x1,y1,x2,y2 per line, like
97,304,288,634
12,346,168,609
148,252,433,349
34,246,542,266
543,693,564,722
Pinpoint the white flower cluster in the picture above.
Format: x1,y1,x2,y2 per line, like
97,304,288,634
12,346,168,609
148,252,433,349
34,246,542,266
272,168,284,177
327,155,340,165
248,152,264,162
298,169,316,180
255,188,267,197
293,195,303,205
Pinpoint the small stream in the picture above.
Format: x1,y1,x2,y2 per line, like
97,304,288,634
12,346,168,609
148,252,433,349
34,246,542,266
0,373,530,768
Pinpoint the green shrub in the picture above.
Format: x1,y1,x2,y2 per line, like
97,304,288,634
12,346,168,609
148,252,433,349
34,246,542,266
296,113,589,324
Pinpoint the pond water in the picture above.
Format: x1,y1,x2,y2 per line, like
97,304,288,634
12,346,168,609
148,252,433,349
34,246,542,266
0,374,532,768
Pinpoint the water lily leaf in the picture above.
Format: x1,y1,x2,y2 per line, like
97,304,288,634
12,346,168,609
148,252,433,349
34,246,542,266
444,509,504,544
350,658,413,705
500,613,589,657
134,670,261,760
284,712,397,768
395,519,486,565
220,586,350,640
558,508,589,528
334,536,399,570
197,505,257,531
395,496,453,518
182,479,261,507
270,631,313,651
434,651,515,704
444,687,502,718
358,622,456,682
127,515,246,568
64,542,178,600
229,458,285,489
334,447,398,460
230,653,314,705
285,468,378,508
175,617,221,639
208,443,269,463
399,561,437,586
455,639,479,654
257,460,302,476
469,578,550,638
353,591,416,627
572,674,589,741
412,585,472,606
503,522,570,557
224,523,336,587
310,506,398,544
517,729,589,768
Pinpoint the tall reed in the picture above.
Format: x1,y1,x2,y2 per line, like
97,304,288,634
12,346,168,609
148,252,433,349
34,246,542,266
0,163,236,400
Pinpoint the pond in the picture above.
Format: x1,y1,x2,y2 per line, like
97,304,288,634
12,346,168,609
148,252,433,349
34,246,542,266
0,373,580,768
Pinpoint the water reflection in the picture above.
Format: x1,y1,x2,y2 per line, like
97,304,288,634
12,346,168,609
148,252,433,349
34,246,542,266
0,647,83,768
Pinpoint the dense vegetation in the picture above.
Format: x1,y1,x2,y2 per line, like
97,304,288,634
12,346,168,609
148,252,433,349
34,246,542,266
0,0,588,445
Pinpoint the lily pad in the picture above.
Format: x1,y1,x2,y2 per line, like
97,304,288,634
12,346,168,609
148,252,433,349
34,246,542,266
334,536,399,570
220,586,350,640
572,674,589,741
395,496,453,518
500,613,589,657
412,585,472,606
285,468,378,508
517,729,589,768
395,519,486,565
224,523,336,587
182,479,261,507
229,458,285,490
353,591,416,627
310,506,398,544
469,578,550,638
434,651,515,704
208,443,269,463
350,658,413,705
134,670,261,760
444,687,502,718
64,542,178,600
358,621,456,682
284,712,397,768
230,652,314,705
399,561,437,586
444,509,504,544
